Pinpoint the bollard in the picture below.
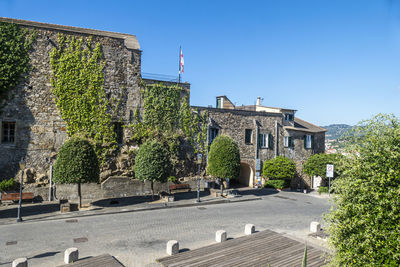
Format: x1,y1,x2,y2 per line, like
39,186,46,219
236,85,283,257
215,230,227,243
245,224,255,235
310,221,321,233
166,240,179,255
12,258,27,267
64,247,79,264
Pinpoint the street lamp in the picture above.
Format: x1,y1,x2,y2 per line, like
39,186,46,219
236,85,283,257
17,157,25,222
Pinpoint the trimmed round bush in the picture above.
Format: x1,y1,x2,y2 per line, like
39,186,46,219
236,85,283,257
53,137,99,184
262,156,295,180
303,153,342,183
207,135,240,179
134,140,171,195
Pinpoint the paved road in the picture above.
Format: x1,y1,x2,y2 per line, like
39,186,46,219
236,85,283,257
0,191,330,267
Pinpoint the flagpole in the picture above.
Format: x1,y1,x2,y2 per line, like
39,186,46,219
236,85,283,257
178,46,181,84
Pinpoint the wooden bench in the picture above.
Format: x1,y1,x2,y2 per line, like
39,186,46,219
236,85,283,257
169,184,191,193
1,192,34,202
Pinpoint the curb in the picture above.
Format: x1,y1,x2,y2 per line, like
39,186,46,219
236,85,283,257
0,196,262,226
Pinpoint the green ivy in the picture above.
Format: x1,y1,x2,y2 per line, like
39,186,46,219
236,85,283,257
129,82,208,162
0,22,36,112
49,34,116,162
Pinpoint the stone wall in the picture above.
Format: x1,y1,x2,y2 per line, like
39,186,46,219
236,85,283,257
0,18,141,181
23,176,206,201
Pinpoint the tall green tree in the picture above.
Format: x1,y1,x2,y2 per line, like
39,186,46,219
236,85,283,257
303,153,342,185
326,114,400,266
134,140,172,198
207,135,241,180
53,137,99,208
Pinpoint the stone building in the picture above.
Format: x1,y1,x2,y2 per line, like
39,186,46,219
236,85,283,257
197,95,326,188
0,17,325,192
0,17,143,182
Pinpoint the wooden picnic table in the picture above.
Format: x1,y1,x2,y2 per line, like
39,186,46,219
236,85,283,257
157,229,327,267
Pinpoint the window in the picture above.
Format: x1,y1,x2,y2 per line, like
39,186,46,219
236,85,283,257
305,134,314,149
2,121,16,143
258,133,272,148
245,129,252,144
209,128,219,144
284,136,294,148
113,122,124,145
216,97,222,109
284,113,294,121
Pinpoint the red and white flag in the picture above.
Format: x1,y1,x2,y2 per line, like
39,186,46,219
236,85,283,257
179,48,184,74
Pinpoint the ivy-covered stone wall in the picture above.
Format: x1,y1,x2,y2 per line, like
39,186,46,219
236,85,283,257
0,17,141,181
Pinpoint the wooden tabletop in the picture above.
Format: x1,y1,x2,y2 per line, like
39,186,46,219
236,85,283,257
157,229,327,267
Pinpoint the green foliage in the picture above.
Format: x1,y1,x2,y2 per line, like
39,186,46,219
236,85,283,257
0,178,17,192
49,34,116,163
128,83,208,171
134,140,172,184
0,22,36,111
318,186,329,194
207,135,241,179
325,114,400,266
264,179,290,189
53,137,99,184
262,156,295,180
302,246,307,267
303,153,342,182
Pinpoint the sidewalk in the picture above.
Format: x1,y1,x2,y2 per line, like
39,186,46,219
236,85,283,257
0,190,262,226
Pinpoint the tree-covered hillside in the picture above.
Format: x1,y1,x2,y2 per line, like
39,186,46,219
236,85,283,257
322,124,352,140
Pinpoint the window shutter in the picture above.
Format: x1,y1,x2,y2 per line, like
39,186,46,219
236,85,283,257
268,134,273,149
311,135,315,149
304,135,307,149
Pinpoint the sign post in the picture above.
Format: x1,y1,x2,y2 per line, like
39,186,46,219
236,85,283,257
326,164,334,197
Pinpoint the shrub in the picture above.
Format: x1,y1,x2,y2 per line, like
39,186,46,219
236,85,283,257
264,179,290,189
207,135,240,179
134,140,171,198
262,156,295,180
325,114,400,266
53,137,99,207
0,178,17,192
318,186,329,194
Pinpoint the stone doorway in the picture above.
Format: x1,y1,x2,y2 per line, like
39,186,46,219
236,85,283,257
238,162,254,187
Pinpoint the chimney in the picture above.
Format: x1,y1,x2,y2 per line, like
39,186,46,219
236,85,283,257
256,96,262,106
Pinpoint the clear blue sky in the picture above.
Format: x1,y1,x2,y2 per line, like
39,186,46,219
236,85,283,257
1,0,400,126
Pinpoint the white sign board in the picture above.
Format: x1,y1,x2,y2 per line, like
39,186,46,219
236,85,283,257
326,164,334,178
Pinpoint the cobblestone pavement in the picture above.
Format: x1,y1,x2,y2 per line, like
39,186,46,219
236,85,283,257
0,190,331,267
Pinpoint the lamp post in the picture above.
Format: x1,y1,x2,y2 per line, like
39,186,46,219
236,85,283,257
196,153,202,203
17,158,25,222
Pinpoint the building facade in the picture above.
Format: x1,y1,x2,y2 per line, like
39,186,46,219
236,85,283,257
198,95,326,188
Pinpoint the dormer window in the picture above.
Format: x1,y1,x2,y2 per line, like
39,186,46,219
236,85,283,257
216,97,222,109
284,113,294,121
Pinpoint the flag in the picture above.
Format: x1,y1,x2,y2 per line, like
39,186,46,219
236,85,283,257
179,48,184,74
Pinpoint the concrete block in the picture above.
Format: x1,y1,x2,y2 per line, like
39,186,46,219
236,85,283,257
215,230,227,243
245,224,255,235
310,221,321,233
64,247,79,264
166,240,179,255
12,258,27,267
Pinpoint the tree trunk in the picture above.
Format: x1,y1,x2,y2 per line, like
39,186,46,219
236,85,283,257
151,181,154,200
78,182,82,209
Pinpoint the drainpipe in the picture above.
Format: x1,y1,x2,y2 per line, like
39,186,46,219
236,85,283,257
275,120,279,157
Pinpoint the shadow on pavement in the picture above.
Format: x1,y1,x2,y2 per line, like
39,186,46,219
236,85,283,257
236,188,280,197
91,195,158,208
0,203,60,219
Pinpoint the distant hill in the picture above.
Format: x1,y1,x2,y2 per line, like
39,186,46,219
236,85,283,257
322,124,353,140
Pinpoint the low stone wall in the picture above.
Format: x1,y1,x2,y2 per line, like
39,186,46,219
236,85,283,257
23,176,206,201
